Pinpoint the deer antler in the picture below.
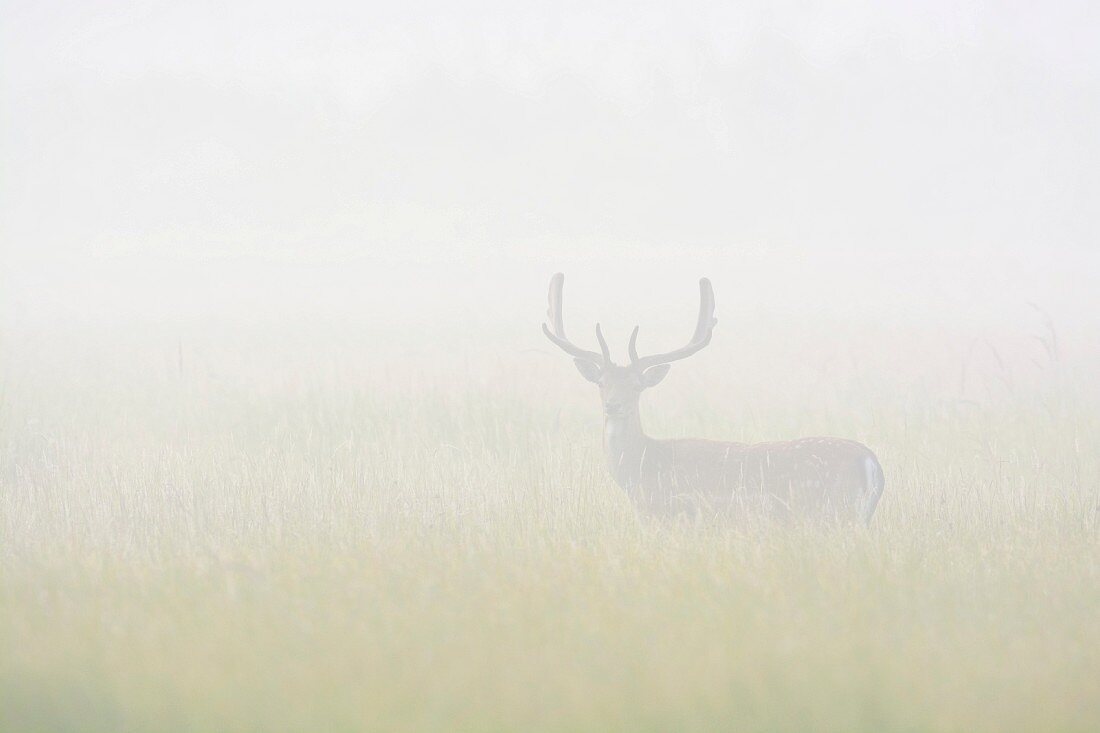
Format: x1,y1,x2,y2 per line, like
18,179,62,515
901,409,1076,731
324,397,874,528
628,278,717,371
542,273,612,365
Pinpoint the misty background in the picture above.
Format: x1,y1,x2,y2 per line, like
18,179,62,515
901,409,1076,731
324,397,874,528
4,6,1100,730
2,1,1098,337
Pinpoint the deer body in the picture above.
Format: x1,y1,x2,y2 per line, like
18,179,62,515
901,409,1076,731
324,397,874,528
543,273,884,522
603,412,883,520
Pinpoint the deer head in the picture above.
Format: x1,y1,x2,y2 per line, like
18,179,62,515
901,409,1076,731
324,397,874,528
541,273,717,417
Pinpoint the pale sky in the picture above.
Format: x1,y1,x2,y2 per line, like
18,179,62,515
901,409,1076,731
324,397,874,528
2,1,1098,327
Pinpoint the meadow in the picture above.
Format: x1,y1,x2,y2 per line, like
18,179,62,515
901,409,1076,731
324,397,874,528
2,310,1098,732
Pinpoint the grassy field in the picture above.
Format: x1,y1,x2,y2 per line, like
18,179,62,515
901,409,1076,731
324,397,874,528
2,315,1098,732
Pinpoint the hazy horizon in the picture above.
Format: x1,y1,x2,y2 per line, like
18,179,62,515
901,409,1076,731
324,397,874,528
4,1,1099,334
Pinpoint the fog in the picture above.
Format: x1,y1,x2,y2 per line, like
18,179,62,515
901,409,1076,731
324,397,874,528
3,1,1099,330
3,3,1099,732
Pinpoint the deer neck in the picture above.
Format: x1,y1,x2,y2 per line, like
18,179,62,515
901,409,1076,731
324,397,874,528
603,409,649,491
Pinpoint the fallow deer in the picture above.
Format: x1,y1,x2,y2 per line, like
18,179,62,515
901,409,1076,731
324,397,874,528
542,273,885,522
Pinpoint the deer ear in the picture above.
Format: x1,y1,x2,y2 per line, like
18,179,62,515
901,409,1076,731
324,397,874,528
573,359,602,383
640,364,671,388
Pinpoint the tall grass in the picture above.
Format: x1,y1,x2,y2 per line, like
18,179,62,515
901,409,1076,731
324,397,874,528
2,317,1098,732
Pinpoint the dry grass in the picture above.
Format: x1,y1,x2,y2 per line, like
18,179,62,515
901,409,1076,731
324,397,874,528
2,317,1098,732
